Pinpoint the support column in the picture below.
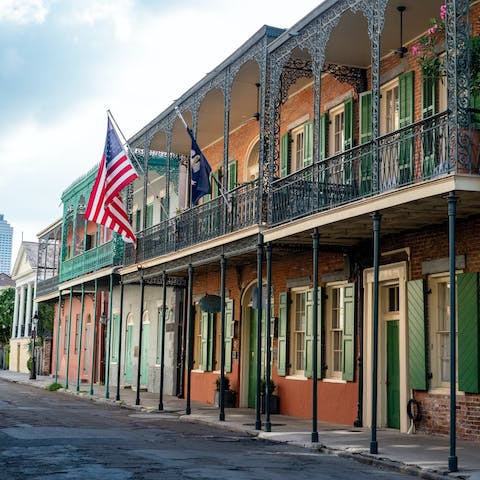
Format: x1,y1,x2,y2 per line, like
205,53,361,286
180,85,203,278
90,279,98,395
76,284,85,392
25,283,33,337
255,233,264,431
186,264,194,415
65,287,73,390
265,243,273,433
115,282,125,401
159,271,168,411
17,285,25,338
448,192,458,472
11,287,20,339
135,275,145,406
370,211,381,455
54,292,62,383
219,255,227,422
105,274,114,399
312,228,319,443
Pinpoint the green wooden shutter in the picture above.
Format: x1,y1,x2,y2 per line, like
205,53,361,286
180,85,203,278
228,161,238,191
342,283,355,381
280,133,291,177
471,92,480,130
343,99,354,151
200,311,209,370
319,113,328,161
303,121,313,167
212,169,221,198
225,300,234,373
407,279,427,390
207,313,214,371
458,272,480,393
399,71,414,184
146,203,154,228
160,196,168,222
135,209,141,232
277,292,288,376
359,91,372,195
305,288,322,379
422,77,436,179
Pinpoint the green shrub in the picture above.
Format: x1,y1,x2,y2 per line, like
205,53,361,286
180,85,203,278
45,382,62,391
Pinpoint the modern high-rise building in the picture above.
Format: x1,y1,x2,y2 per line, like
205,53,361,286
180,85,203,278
0,214,13,274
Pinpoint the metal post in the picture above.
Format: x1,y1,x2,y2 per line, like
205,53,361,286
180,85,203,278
29,314,37,380
54,291,62,383
265,243,272,433
105,274,114,399
115,282,125,401
90,279,99,395
159,271,168,411
312,228,319,443
65,287,73,389
255,233,264,431
136,275,145,406
448,192,458,472
76,284,85,392
370,212,381,454
219,254,227,421
186,264,194,415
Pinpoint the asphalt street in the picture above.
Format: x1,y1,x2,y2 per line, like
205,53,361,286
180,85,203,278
0,379,419,479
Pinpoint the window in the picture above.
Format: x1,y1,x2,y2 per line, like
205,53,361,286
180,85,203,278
429,275,455,389
329,104,345,157
380,79,399,135
326,287,344,378
290,291,307,375
291,126,305,173
85,232,96,251
146,203,154,228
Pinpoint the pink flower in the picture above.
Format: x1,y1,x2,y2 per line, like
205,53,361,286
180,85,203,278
428,24,439,35
440,4,446,20
411,44,422,56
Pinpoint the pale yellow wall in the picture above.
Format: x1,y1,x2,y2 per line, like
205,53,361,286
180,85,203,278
9,338,30,374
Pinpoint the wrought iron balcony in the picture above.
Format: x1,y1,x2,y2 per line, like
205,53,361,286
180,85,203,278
60,238,124,283
269,111,457,226
36,275,59,298
125,180,259,265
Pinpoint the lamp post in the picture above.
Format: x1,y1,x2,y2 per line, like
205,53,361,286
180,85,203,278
30,313,39,380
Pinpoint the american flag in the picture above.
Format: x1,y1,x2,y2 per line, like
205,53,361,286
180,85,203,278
85,118,138,245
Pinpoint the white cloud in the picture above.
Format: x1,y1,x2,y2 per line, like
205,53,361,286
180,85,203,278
0,0,48,24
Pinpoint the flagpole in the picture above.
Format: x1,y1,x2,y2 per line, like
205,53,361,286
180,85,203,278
174,107,231,212
107,110,144,174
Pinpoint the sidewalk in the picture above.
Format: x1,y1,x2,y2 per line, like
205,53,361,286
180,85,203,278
1,370,479,480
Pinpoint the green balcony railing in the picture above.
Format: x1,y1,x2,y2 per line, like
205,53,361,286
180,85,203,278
60,238,124,283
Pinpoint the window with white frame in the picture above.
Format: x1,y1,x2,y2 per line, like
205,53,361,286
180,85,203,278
291,125,304,173
380,79,399,135
325,286,344,379
429,275,457,388
329,104,345,157
290,290,307,376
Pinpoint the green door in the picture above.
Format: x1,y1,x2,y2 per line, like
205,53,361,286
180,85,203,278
248,308,257,408
141,323,149,386
125,324,133,384
387,320,400,429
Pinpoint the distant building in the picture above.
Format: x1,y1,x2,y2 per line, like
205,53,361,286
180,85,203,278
0,214,13,275
0,273,14,294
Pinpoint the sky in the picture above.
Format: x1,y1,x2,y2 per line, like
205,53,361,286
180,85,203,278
0,0,322,271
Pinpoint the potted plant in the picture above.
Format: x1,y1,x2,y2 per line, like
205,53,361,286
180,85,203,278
214,375,237,408
260,377,279,414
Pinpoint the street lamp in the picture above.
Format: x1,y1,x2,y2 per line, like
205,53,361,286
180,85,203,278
30,313,39,380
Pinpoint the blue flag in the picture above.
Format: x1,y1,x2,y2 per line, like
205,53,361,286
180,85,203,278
187,127,212,205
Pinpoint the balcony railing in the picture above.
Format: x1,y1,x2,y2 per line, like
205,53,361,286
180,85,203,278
60,238,124,283
126,180,259,265
36,275,59,298
270,111,453,225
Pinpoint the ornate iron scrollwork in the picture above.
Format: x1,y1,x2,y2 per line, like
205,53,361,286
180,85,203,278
323,64,368,93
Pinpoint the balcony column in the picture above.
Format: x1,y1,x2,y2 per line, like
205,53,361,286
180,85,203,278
115,281,125,402
11,286,20,339
25,282,33,337
76,283,85,392
17,285,25,338
186,264,194,415
105,274,114,399
311,227,319,443
65,287,73,390
135,274,145,406
255,233,264,431
165,128,172,224
370,211,382,455
223,70,232,235
158,271,168,411
264,243,273,433
142,140,150,232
